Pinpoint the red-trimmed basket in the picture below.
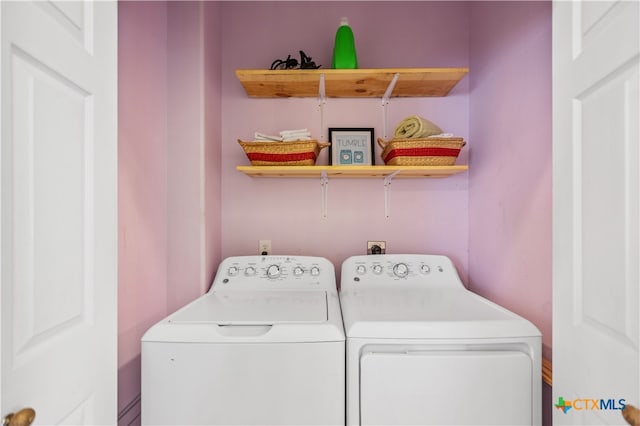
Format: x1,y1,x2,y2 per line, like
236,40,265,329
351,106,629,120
377,137,465,166
238,140,330,166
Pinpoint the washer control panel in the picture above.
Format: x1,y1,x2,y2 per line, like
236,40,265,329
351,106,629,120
212,255,334,290
341,254,464,289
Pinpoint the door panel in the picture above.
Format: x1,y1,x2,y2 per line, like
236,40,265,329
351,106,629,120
1,1,117,424
34,1,92,52
553,0,639,424
578,63,639,346
11,47,93,358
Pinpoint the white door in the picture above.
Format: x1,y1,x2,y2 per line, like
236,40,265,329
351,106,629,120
553,1,639,425
1,1,117,425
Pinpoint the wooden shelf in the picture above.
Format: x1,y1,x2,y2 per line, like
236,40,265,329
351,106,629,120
236,165,468,178
235,68,468,98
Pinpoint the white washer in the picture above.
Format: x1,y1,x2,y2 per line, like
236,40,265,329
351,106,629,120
142,256,345,425
340,254,541,426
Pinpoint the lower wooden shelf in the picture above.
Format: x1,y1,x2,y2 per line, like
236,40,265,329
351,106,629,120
236,165,468,178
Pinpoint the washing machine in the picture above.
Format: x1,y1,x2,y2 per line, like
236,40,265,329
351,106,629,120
141,255,345,425
340,254,541,426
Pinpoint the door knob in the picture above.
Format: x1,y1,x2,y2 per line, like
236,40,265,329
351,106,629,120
3,408,35,426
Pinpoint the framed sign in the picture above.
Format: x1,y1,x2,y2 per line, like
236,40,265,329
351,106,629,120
328,128,375,166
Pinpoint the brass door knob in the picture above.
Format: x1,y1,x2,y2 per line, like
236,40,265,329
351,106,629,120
3,408,35,426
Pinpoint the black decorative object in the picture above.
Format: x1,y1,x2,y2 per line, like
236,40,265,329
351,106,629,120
270,50,321,70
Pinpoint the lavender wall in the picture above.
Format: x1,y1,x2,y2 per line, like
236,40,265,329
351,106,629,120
468,3,552,423
118,1,552,423
468,0,552,349
220,2,471,279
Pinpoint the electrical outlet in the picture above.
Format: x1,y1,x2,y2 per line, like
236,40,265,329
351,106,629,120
367,241,386,255
259,240,271,256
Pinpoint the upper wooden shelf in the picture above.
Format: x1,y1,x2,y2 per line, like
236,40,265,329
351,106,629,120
235,68,468,98
237,165,468,178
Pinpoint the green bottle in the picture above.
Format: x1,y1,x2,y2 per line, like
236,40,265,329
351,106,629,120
332,17,358,69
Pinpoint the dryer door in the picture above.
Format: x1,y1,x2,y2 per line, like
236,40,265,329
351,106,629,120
360,350,532,425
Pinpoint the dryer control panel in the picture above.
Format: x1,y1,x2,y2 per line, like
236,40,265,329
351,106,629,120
341,254,464,289
212,255,336,291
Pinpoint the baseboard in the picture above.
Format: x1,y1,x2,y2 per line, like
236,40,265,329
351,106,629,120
118,394,141,426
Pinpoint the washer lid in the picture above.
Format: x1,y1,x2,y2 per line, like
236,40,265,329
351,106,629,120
340,288,541,339
168,290,328,324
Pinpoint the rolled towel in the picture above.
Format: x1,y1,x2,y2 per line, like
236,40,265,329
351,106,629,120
393,115,442,139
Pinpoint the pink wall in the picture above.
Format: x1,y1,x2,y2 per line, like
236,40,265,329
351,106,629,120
204,1,223,293
165,1,220,313
220,2,471,279
118,1,168,420
118,1,222,422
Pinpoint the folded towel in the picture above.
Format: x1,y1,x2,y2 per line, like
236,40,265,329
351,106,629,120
254,132,283,142
282,136,312,141
280,128,312,142
280,128,309,137
393,115,442,139
427,133,454,138
282,133,311,139
254,129,313,142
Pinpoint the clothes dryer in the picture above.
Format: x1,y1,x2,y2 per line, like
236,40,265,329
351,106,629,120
340,254,541,426
142,256,345,425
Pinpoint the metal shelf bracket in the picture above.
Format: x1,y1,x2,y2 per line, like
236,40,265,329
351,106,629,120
320,170,329,218
383,170,401,218
317,73,326,140
381,73,400,139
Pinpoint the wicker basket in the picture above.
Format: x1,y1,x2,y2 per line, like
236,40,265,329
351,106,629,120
377,137,465,166
238,140,330,166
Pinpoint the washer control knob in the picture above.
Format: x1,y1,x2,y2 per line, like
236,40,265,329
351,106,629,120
356,265,367,275
310,266,320,276
420,264,431,274
293,266,305,276
266,264,280,279
372,264,384,274
393,263,409,278
245,266,256,276
227,266,239,276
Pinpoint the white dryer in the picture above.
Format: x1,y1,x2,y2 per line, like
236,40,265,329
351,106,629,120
340,254,541,426
142,256,345,425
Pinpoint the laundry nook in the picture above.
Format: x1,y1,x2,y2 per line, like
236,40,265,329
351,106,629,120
3,1,638,425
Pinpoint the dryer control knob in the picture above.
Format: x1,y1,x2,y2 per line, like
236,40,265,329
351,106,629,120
393,263,409,278
227,266,239,276
372,264,383,274
245,266,256,276
293,266,305,276
310,266,320,276
266,264,280,279
356,265,367,275
420,264,431,274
